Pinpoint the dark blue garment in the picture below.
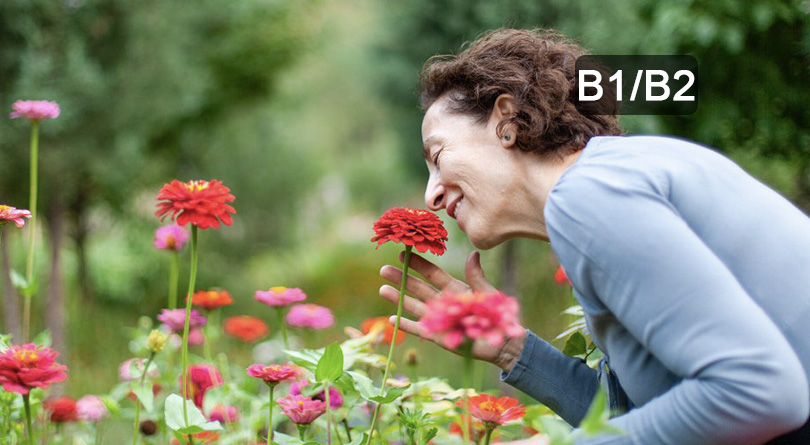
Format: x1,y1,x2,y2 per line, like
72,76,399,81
501,136,810,444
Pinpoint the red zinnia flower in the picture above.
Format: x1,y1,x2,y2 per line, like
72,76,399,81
44,396,78,423
190,290,234,310
180,364,223,409
155,179,235,230
449,416,489,443
360,316,407,345
0,205,32,229
420,291,523,349
0,343,68,395
460,394,526,427
371,207,448,255
223,316,269,342
246,363,298,387
554,265,571,286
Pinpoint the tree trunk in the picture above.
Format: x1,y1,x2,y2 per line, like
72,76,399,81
45,197,67,357
1,235,22,341
71,185,94,304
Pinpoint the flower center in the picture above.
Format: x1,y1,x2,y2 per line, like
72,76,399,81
184,180,210,192
479,400,503,414
266,365,282,372
0,205,10,212
270,286,288,293
13,349,39,366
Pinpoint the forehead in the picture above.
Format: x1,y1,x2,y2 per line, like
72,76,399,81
422,97,478,143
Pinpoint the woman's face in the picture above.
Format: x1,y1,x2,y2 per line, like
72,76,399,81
421,96,524,249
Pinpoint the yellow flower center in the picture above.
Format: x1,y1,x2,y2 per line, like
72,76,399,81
0,205,10,212
266,365,282,372
13,349,38,365
270,286,288,293
298,400,304,408
479,400,502,414
184,180,210,192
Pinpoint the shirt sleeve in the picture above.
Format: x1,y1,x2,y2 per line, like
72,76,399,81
500,329,599,426
546,168,809,445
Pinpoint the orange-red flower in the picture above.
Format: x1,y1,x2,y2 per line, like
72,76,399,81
371,207,448,255
223,316,269,342
0,343,68,395
190,290,234,310
449,416,489,443
155,179,235,230
460,394,526,427
360,316,407,345
554,265,571,286
44,396,78,423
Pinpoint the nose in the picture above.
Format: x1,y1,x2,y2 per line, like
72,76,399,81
425,173,446,211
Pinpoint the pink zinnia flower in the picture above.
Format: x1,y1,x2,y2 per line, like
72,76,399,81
420,291,523,350
119,358,160,382
154,224,190,251
77,395,108,422
285,304,335,330
0,344,68,395
209,404,239,424
246,363,299,386
277,394,326,425
188,328,205,346
157,308,207,333
255,286,307,308
290,379,343,409
461,394,526,426
9,100,60,121
180,364,223,409
0,205,32,229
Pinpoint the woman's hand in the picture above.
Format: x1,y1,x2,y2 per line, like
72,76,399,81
379,251,527,371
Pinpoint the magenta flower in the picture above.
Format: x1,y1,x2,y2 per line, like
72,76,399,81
187,328,205,346
9,100,60,121
246,363,299,386
255,286,307,307
209,404,239,424
77,395,108,422
119,358,160,382
290,379,343,409
420,291,524,350
157,308,206,333
181,364,223,409
154,224,190,251
277,394,327,425
0,205,32,229
285,304,335,330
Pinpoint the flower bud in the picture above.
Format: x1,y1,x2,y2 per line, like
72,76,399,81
405,348,419,367
147,329,168,353
140,419,158,436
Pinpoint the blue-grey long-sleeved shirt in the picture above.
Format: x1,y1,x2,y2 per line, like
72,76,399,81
501,136,810,444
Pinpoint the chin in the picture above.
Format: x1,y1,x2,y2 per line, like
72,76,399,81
466,228,505,251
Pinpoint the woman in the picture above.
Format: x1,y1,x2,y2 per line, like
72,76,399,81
379,29,810,444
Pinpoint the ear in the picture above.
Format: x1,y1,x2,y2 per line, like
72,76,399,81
491,94,518,148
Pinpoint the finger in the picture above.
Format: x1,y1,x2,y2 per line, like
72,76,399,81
380,265,439,299
388,316,432,341
380,285,428,318
465,251,496,292
400,251,462,290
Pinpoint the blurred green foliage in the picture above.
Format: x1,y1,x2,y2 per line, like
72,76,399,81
0,0,808,398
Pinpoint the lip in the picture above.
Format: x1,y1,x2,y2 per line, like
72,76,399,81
447,196,462,220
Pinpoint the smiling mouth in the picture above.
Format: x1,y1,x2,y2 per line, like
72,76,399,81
447,197,463,220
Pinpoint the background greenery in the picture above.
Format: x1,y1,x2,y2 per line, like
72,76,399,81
1,0,808,399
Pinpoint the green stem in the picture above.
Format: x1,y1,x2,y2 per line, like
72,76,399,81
277,308,289,350
298,424,308,441
366,246,412,445
23,121,39,343
483,427,494,445
22,393,34,445
180,226,199,434
463,345,473,445
203,310,214,362
325,383,333,445
169,250,180,309
267,384,275,445
133,353,155,445
342,418,352,442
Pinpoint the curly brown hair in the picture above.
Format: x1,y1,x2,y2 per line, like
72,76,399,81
419,28,622,157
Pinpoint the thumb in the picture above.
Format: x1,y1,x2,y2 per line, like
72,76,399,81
465,251,496,292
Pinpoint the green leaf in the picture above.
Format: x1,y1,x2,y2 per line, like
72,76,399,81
345,432,368,445
347,371,377,400
562,332,587,357
315,342,344,382
0,334,11,352
422,427,438,444
164,394,223,432
369,385,410,404
31,330,52,348
577,388,623,438
131,382,154,412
